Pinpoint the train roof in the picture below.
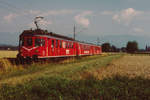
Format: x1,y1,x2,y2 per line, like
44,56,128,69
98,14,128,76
20,29,101,47
20,29,74,41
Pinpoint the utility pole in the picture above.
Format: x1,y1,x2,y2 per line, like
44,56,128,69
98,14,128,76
97,37,100,45
73,24,76,40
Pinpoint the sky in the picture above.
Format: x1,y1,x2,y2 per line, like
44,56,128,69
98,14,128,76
1,0,150,48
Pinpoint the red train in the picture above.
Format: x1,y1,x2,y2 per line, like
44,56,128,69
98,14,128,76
17,29,102,61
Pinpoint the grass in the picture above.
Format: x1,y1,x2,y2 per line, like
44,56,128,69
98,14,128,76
0,54,121,84
0,53,150,100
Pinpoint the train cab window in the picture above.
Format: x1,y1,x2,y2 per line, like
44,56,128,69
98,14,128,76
51,40,54,48
26,38,33,46
35,38,45,46
19,38,24,46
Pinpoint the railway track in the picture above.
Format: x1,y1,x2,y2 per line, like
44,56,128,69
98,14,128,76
0,56,82,66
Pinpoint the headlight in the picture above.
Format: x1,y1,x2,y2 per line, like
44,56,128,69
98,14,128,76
35,49,39,53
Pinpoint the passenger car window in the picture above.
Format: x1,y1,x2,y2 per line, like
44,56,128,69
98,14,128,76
35,38,45,46
56,40,58,48
62,41,66,48
60,41,62,48
51,40,54,48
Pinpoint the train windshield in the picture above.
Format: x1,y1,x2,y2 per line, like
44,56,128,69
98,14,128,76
26,38,33,46
35,38,45,46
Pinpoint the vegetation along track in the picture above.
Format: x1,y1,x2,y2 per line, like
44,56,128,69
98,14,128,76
0,54,149,100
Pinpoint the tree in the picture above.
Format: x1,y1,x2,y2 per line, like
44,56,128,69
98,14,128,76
126,41,138,53
111,45,117,52
102,43,111,52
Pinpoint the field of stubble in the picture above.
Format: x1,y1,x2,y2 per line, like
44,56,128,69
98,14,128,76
88,55,150,80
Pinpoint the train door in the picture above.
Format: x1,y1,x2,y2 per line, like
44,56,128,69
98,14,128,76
58,40,62,56
34,37,46,57
50,39,55,56
41,37,47,56
48,38,51,56
73,42,76,56
55,39,59,56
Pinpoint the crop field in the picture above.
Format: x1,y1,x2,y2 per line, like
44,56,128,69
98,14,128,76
0,53,150,100
0,50,18,58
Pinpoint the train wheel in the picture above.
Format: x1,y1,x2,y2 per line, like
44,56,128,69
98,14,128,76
32,55,38,62
16,54,24,64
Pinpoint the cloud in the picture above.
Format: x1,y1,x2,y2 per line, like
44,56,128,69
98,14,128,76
39,20,52,26
133,27,144,33
29,20,52,29
3,13,18,22
74,11,92,27
29,10,41,15
40,9,74,17
101,11,114,15
112,8,142,25
3,9,74,22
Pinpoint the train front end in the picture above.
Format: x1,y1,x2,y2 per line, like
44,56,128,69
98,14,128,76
17,30,45,61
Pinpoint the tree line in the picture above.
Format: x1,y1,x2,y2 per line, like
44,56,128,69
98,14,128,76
102,41,138,53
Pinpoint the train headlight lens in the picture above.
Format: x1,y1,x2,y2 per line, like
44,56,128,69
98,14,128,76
35,49,39,53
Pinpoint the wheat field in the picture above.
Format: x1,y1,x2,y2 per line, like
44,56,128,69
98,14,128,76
0,50,18,58
83,55,150,80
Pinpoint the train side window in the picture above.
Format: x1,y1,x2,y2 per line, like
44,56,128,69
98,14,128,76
68,42,70,48
62,41,65,48
35,38,45,46
72,42,74,48
67,42,69,48
56,40,58,48
35,38,40,46
69,42,71,48
60,41,62,48
51,40,54,48
41,39,45,46
66,42,68,48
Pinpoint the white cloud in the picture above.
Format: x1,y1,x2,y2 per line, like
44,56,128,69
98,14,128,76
74,11,92,27
101,11,114,15
3,13,18,22
3,9,74,23
29,10,41,15
112,8,142,25
39,20,52,26
40,9,74,17
133,27,144,33
29,20,52,29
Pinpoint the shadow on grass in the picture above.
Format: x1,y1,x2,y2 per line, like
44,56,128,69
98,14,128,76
0,75,149,100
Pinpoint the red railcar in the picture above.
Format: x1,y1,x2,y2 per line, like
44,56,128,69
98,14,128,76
17,29,102,60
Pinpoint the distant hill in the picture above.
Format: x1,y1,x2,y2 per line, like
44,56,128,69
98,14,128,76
0,32,19,46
